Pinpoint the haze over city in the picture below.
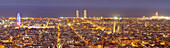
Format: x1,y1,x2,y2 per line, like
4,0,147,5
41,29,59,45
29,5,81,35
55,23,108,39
0,0,170,17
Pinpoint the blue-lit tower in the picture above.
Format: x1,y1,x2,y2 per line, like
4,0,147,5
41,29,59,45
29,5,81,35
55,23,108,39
17,12,21,27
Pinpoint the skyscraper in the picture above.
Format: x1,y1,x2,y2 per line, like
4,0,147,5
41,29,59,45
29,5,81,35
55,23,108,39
84,10,87,18
76,10,79,18
17,12,21,27
155,12,159,16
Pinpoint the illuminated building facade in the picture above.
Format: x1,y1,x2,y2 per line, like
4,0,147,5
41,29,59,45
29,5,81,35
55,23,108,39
155,12,159,16
84,10,87,18
17,12,21,27
76,10,79,18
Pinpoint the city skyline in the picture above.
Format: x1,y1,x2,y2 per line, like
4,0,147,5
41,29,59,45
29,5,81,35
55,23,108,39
0,0,170,48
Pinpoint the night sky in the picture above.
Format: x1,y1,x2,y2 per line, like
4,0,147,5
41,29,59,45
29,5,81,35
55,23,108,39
0,0,170,17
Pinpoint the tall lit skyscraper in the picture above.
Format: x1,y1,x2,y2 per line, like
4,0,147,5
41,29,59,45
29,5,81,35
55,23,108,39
17,12,21,27
84,10,87,18
155,12,159,16
76,10,79,18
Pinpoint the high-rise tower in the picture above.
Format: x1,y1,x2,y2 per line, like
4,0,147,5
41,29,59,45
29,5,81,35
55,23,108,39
155,12,159,16
76,10,79,18
84,10,87,18
17,12,21,27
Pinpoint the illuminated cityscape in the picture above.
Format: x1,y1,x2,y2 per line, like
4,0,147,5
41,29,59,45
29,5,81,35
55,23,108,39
0,0,170,48
0,11,169,48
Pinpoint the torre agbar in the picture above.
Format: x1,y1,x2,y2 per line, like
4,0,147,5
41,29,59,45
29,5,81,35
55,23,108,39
17,12,21,27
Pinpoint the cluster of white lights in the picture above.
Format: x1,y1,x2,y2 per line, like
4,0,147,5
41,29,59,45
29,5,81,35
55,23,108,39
114,16,122,20
151,16,170,20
